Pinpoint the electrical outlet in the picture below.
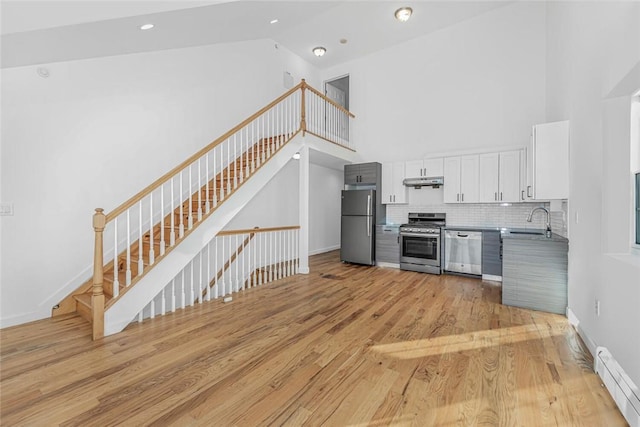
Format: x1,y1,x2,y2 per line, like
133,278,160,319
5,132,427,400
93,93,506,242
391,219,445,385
0,203,14,216
595,299,601,317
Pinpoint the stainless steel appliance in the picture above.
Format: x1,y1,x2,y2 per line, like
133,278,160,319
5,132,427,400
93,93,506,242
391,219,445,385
399,213,446,274
444,230,482,276
341,189,376,265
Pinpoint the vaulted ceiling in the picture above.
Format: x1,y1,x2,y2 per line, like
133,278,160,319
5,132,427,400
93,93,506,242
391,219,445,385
1,1,510,69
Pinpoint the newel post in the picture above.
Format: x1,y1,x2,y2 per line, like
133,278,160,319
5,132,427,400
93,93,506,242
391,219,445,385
92,208,106,340
300,79,307,135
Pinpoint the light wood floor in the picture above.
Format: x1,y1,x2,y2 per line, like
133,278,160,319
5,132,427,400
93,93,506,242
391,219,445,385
1,251,625,426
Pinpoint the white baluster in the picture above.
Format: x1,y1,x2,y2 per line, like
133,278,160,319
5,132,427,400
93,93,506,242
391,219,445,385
213,238,219,299
170,177,176,246
269,231,274,282
267,109,272,158
161,288,166,316
181,269,186,309
149,193,155,265
296,228,300,274
205,154,210,214
198,251,203,304
252,232,257,287
233,134,238,189
189,259,194,306
213,150,219,206
126,210,132,285
112,218,120,297
286,229,290,277
198,159,203,221
206,242,211,301
226,140,232,195
179,172,185,238
257,232,262,285
241,233,246,290
234,234,239,292
171,278,176,313
160,184,166,256
138,202,144,276
261,115,266,164
251,121,256,173
188,165,193,230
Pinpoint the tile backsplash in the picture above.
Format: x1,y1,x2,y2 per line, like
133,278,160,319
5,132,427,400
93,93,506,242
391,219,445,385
385,189,568,238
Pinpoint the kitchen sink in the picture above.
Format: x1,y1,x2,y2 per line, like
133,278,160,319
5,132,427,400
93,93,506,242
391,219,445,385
510,231,544,235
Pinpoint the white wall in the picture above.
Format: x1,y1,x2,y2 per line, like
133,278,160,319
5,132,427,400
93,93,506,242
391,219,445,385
0,38,320,326
321,2,547,162
545,1,640,386
224,160,342,256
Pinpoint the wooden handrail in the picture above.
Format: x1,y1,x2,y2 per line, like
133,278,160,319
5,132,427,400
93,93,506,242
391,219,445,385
217,225,300,236
303,83,356,118
105,82,305,222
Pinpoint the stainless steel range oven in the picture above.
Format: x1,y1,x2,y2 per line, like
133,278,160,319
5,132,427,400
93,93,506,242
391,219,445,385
400,213,446,274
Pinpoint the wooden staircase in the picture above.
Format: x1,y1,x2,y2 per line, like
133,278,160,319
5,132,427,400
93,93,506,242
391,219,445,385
51,79,357,340
54,137,285,324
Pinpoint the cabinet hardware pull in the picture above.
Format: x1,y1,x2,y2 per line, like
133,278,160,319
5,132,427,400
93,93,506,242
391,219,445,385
527,185,532,198
521,190,525,200
457,193,459,202
495,192,497,201
500,192,503,200
461,193,464,202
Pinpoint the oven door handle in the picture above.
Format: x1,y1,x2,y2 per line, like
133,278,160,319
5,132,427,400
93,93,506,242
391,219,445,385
401,232,440,238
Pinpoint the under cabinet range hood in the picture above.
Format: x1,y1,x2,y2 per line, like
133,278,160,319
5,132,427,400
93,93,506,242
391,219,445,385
403,176,444,188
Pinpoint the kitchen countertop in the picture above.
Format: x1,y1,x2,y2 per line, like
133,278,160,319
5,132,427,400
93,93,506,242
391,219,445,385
501,229,568,243
445,225,568,243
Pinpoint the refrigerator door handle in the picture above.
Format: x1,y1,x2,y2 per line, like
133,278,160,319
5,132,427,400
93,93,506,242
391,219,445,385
367,195,371,216
367,216,371,237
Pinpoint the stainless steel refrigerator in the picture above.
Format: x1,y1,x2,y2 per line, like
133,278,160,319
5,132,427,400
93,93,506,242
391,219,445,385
341,189,376,265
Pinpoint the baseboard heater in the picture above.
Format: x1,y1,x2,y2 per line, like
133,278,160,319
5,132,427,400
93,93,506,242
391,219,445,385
594,347,640,427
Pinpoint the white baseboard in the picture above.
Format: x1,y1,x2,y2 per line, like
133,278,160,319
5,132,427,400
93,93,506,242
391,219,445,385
482,274,502,282
309,245,340,256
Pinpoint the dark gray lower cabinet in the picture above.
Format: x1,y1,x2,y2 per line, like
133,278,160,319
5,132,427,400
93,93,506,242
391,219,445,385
482,231,502,277
375,225,400,265
502,238,568,315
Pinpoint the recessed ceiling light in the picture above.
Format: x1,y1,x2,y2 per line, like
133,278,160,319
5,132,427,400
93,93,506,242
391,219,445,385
292,152,301,160
139,24,155,30
312,46,326,57
339,38,348,44
394,7,413,22
270,19,279,24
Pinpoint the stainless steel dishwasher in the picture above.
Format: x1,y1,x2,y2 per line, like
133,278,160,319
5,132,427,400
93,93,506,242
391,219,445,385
444,230,482,276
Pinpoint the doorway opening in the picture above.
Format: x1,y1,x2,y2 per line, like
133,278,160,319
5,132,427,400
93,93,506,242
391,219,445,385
324,75,350,142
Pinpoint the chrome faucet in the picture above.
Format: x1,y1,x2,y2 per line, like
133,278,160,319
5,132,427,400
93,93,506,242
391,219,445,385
527,206,552,238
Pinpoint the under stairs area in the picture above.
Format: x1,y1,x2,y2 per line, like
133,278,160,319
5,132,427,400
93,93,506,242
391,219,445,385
52,80,357,339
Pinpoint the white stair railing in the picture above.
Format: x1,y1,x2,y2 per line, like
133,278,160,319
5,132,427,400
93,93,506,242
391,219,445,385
135,226,300,323
304,84,355,150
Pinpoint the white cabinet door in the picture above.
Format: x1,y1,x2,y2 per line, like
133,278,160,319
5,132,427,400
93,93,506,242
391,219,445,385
460,155,479,203
381,162,407,204
381,162,394,204
443,157,461,203
533,121,569,199
404,160,424,179
392,162,407,204
499,150,521,202
479,153,500,202
424,157,444,177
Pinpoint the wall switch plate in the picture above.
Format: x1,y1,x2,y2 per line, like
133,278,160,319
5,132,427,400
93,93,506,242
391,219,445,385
0,203,14,216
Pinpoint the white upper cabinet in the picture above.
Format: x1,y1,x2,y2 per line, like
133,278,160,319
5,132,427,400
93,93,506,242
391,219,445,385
499,151,521,202
530,120,570,200
404,158,444,178
479,153,500,202
479,151,522,203
444,155,479,203
382,162,407,204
